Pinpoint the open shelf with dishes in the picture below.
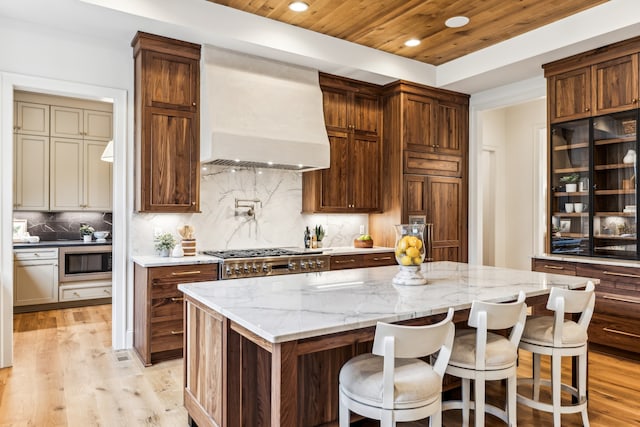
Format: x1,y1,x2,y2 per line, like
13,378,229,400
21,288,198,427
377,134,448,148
549,111,639,259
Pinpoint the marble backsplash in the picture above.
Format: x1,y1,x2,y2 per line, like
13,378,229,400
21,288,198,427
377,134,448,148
13,211,112,241
131,166,369,255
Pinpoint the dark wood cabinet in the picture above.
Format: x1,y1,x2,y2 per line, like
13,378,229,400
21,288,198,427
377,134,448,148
592,54,639,116
302,74,382,213
532,257,640,358
330,251,396,270
132,32,201,213
548,67,592,123
369,80,469,262
133,262,218,366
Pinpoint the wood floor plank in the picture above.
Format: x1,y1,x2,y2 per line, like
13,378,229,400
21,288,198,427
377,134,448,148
1,304,639,426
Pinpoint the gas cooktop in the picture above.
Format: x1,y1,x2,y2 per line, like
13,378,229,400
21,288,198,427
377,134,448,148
202,247,322,259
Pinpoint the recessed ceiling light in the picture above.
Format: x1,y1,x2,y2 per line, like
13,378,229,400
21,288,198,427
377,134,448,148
289,1,309,12
404,39,421,47
445,16,469,28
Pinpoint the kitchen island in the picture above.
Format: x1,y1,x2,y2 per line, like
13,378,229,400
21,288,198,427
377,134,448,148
178,261,596,427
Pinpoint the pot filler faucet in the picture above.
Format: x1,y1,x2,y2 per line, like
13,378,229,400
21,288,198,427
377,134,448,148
235,198,262,218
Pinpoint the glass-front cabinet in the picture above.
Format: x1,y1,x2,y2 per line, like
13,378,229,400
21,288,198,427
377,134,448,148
550,111,638,259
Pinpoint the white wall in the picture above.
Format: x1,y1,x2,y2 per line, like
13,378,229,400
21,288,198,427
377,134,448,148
479,99,546,270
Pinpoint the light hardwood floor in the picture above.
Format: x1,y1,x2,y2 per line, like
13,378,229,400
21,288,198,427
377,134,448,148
0,304,638,426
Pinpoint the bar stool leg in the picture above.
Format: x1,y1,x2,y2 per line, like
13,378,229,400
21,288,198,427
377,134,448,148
430,406,442,427
474,376,486,427
462,378,471,427
532,353,541,401
507,374,517,426
579,353,590,427
339,395,349,427
552,353,562,427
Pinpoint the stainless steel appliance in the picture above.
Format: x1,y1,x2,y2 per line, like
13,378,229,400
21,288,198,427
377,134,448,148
59,245,112,283
201,248,329,280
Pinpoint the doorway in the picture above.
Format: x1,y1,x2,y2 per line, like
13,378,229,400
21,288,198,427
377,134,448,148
1,73,128,368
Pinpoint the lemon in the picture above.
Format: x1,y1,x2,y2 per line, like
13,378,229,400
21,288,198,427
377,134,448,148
397,240,408,252
407,236,418,247
412,256,423,265
414,239,423,250
405,247,419,258
400,255,413,266
395,247,404,257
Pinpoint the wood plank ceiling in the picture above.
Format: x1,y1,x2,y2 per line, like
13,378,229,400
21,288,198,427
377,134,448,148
208,0,608,65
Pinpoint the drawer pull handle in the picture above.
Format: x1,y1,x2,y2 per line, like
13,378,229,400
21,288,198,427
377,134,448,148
171,297,184,303
602,295,640,305
335,259,356,264
171,270,201,276
170,330,184,335
373,257,392,261
603,327,640,339
603,271,640,279
543,265,564,270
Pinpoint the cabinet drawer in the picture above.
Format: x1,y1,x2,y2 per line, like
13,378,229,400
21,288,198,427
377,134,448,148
14,248,58,261
404,151,462,177
595,291,640,320
150,319,184,353
151,295,184,321
59,282,111,301
532,259,576,275
577,263,640,291
330,254,364,270
148,263,218,284
362,252,396,267
589,313,640,353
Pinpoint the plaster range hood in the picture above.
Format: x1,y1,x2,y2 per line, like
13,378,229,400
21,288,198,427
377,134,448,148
201,45,330,171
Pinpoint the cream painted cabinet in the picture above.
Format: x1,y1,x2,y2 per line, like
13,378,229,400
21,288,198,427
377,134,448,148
50,138,112,211
13,134,50,211
13,248,59,306
14,102,49,136
51,106,112,141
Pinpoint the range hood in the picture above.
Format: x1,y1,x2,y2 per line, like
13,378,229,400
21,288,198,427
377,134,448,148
201,46,330,171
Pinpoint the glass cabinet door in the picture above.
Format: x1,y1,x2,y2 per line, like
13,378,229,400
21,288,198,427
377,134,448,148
592,112,637,258
550,119,590,255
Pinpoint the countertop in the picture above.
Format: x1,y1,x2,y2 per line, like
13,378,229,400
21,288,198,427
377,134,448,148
131,246,394,267
178,261,596,344
534,253,640,268
13,240,112,249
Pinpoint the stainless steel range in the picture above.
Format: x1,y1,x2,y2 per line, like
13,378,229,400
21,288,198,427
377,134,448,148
201,248,330,280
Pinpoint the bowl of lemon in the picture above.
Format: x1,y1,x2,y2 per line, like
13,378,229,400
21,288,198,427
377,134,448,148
392,224,427,285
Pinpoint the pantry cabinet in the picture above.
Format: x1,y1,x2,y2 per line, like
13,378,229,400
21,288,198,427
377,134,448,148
13,248,59,306
132,32,201,213
50,138,112,211
302,74,382,213
14,101,49,136
369,80,469,262
13,134,50,211
51,106,113,141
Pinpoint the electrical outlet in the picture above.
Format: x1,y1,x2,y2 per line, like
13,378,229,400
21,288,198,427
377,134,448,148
359,224,365,235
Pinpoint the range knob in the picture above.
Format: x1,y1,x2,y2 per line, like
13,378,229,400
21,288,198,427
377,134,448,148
300,261,307,270
243,264,250,273
262,264,269,273
309,260,316,269
317,259,324,268
252,264,259,273
225,266,232,276
234,265,240,275
288,262,297,270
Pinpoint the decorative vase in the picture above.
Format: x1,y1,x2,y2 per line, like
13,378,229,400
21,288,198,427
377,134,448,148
159,248,170,257
565,183,577,193
182,239,196,256
171,244,184,257
83,235,92,243
392,224,427,286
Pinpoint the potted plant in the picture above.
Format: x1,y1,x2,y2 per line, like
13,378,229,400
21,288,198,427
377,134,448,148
314,225,325,248
559,173,580,192
155,232,176,257
79,224,95,242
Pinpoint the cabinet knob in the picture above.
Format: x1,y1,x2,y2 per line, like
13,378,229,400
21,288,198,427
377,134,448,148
191,201,196,205
633,98,638,104
192,102,196,106
585,107,590,112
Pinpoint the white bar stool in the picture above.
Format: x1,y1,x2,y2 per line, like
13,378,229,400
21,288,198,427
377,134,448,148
338,308,455,427
442,291,527,427
517,281,595,427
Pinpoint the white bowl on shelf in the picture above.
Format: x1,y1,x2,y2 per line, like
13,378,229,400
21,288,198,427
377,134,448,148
93,231,110,242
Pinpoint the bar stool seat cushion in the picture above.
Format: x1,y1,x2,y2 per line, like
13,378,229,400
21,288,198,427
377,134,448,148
521,315,587,347
339,353,441,409
448,329,517,370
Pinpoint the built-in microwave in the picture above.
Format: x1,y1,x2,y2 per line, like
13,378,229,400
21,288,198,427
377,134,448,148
59,245,112,283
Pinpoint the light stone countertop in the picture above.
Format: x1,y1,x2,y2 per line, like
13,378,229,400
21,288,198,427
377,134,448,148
132,254,221,267
178,261,597,344
534,253,640,268
321,246,394,255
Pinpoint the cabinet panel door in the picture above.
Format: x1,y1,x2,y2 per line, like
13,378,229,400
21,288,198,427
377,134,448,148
352,92,379,137
14,261,58,306
84,140,112,211
84,110,113,141
319,132,349,210
549,67,591,123
403,94,436,152
50,138,83,211
592,54,639,116
349,136,380,211
436,101,465,156
144,51,198,111
321,87,349,132
404,175,426,215
143,109,198,211
427,176,463,262
14,134,49,211
51,106,83,139
15,102,49,136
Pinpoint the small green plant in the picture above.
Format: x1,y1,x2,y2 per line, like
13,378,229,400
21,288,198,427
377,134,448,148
154,232,176,252
79,224,95,236
559,173,580,183
315,225,325,241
